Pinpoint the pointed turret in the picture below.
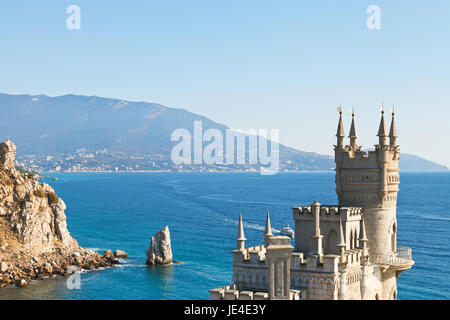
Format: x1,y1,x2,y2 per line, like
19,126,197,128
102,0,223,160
348,108,358,150
389,107,397,146
377,107,387,145
264,210,273,247
236,213,246,251
336,107,345,148
358,217,368,251
337,218,346,263
264,210,273,237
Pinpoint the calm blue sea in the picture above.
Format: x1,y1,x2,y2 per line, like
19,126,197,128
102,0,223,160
0,172,448,300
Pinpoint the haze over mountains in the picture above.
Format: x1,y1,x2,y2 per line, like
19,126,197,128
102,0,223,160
0,93,447,172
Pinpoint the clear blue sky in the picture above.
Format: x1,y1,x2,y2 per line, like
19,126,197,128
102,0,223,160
0,1,449,166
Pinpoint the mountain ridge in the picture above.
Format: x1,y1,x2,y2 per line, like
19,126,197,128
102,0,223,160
0,93,447,172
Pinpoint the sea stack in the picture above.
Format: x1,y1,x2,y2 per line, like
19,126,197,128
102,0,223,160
146,226,173,265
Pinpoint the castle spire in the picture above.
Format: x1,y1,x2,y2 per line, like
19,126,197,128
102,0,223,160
337,217,346,263
377,106,387,145
336,105,345,148
264,210,273,247
348,107,358,150
389,106,397,146
358,217,368,250
236,213,246,251
358,218,368,245
264,210,273,237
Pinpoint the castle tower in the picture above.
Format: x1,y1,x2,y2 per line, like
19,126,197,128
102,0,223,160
266,236,293,300
335,108,400,257
335,108,402,299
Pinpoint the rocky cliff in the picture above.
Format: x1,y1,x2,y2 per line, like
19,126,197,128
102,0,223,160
0,139,117,287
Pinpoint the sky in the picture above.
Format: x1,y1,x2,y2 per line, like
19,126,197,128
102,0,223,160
0,0,449,166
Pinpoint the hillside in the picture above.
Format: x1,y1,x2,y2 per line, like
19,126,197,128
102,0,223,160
0,93,446,173
399,153,448,172
0,93,333,172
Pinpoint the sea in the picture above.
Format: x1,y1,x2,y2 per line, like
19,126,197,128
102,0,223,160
0,172,448,300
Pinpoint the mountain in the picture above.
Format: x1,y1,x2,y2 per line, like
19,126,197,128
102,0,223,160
398,153,448,172
0,93,333,172
0,93,446,173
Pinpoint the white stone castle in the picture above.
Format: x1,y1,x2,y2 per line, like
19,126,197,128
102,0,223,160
209,109,414,300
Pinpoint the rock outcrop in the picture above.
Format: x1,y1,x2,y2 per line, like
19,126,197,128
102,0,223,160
146,226,173,265
114,250,128,258
0,139,119,287
0,139,16,169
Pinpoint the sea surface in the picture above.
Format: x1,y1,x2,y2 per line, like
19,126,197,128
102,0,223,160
0,172,448,300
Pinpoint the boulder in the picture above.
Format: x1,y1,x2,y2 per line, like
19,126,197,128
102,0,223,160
0,262,8,272
19,279,27,287
146,226,173,266
66,265,78,274
0,139,16,169
103,250,114,259
113,250,128,258
43,263,53,274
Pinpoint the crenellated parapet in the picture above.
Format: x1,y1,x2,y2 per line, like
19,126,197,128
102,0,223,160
292,203,363,254
232,244,266,265
293,205,362,222
209,284,303,300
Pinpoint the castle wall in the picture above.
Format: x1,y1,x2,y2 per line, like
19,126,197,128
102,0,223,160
364,208,396,256
293,206,362,254
381,269,397,300
298,275,337,300
363,265,383,300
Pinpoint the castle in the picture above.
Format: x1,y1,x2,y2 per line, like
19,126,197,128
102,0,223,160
209,109,414,300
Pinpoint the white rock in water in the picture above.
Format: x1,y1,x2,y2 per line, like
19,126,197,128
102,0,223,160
146,226,173,265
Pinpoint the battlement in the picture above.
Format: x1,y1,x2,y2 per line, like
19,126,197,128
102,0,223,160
234,243,362,275
337,146,399,165
233,245,266,264
209,284,303,300
293,205,362,222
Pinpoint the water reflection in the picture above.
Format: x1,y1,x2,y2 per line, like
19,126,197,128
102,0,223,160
0,276,69,300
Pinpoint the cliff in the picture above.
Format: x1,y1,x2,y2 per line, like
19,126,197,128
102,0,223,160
0,139,117,287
